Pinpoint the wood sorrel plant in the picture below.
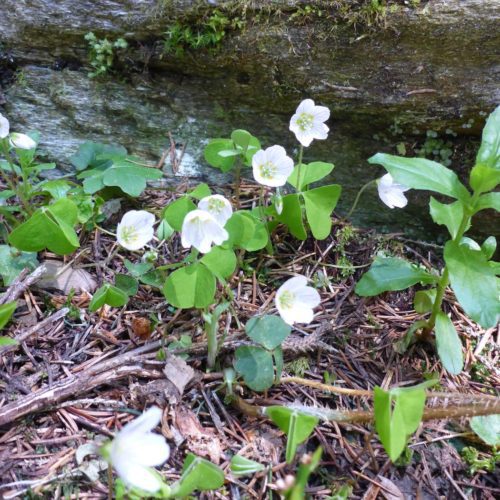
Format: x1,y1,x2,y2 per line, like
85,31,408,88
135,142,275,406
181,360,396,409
356,105,500,375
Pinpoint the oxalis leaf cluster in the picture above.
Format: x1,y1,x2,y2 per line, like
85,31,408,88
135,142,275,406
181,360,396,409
0,101,499,496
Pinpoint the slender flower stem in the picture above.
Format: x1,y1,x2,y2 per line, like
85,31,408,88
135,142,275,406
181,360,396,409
258,186,274,254
346,179,377,218
295,145,304,192
234,159,241,210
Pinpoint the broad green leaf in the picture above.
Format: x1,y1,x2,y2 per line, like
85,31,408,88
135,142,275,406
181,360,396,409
277,193,307,240
287,162,335,191
234,346,275,391
481,236,497,260
89,283,129,312
39,180,72,199
156,218,174,240
78,157,163,197
0,301,17,330
200,246,236,280
70,141,127,170
163,196,197,231
368,153,470,201
434,312,463,375
476,105,500,170
0,245,38,285
163,263,216,309
474,192,500,213
355,256,437,296
114,274,139,296
124,259,153,277
413,289,437,314
444,241,500,328
242,135,261,166
204,138,236,172
241,213,269,251
9,198,80,255
469,165,500,194
265,406,319,463
245,315,291,350
231,129,253,150
470,415,500,446
170,453,225,498
188,183,211,200
429,197,468,239
0,336,17,347
374,385,426,461
230,455,265,477
302,184,341,240
225,211,256,248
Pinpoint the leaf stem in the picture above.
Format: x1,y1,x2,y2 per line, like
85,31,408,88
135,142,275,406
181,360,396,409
295,145,304,193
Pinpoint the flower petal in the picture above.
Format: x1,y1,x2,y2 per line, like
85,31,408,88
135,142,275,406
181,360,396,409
118,433,170,467
0,114,9,139
313,105,330,122
120,407,162,436
113,458,163,493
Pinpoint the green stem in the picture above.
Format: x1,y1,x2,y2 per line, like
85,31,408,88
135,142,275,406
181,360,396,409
346,179,377,218
295,145,304,193
234,158,241,210
259,186,274,255
205,308,217,370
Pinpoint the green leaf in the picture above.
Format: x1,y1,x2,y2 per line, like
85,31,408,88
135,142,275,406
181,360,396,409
481,236,497,260
476,105,500,170
429,197,468,239
277,194,307,240
124,259,153,277
9,198,80,255
114,274,139,296
78,157,163,197
302,184,342,240
70,142,127,170
434,312,463,375
474,192,500,213
368,153,470,201
0,245,38,285
0,336,18,347
469,165,500,194
374,385,426,461
204,138,236,172
170,453,225,498
200,246,236,280
0,301,17,330
245,315,291,350
265,406,319,463
163,197,197,231
470,415,500,446
163,263,216,309
39,179,72,199
287,162,335,191
230,455,265,477
413,289,437,314
444,241,500,328
231,129,253,150
225,211,268,251
355,256,437,296
89,283,129,312
188,183,211,200
156,218,174,240
234,346,275,391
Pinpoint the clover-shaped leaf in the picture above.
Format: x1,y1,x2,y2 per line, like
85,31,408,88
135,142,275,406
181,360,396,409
9,198,80,255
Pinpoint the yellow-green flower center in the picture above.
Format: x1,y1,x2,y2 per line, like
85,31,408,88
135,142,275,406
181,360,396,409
120,226,139,244
259,161,277,179
208,198,226,213
279,290,295,310
296,113,314,132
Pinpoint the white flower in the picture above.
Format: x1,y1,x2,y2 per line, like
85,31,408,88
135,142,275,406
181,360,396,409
108,407,170,493
181,209,229,254
198,194,233,226
377,173,410,209
0,114,9,139
8,132,36,150
289,99,330,147
117,210,155,251
252,145,294,187
275,275,321,326
273,189,284,215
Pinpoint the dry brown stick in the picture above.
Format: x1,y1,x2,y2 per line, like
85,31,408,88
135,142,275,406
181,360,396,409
0,364,163,427
0,264,47,305
0,307,69,356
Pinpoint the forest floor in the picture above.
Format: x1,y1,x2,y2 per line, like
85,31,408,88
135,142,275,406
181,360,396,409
0,183,498,499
